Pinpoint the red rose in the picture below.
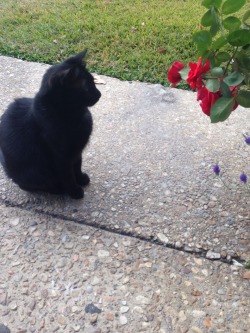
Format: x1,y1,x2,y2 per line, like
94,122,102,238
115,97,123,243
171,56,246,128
167,61,185,87
197,85,239,116
197,86,221,116
187,57,210,90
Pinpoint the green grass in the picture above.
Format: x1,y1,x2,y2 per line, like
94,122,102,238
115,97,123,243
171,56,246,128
0,0,207,85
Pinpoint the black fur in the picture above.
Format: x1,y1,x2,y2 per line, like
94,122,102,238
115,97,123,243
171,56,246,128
0,50,101,199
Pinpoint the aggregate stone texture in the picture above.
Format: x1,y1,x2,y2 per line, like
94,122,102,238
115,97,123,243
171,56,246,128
0,205,249,333
0,56,250,262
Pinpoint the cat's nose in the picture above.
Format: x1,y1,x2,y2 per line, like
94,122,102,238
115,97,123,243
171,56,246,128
97,90,101,100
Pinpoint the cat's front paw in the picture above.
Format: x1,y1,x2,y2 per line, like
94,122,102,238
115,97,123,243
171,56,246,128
76,172,90,186
68,186,84,199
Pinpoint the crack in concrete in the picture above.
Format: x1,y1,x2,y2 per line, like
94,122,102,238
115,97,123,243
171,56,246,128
0,198,245,266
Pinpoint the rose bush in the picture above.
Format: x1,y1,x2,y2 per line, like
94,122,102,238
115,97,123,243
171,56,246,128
168,1,250,269
168,0,250,123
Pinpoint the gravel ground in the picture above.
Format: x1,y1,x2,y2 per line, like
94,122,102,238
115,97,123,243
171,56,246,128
0,56,249,263
0,204,249,333
0,56,250,332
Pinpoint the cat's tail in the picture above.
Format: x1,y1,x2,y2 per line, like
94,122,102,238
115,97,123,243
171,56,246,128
0,148,6,167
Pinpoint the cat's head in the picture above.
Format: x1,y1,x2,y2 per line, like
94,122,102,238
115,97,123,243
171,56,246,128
41,50,101,107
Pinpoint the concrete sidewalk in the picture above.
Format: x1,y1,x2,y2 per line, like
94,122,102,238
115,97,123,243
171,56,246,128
0,56,249,332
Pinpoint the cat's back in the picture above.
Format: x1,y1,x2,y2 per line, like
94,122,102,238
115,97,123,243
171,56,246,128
0,97,48,181
1,97,33,125
0,97,36,148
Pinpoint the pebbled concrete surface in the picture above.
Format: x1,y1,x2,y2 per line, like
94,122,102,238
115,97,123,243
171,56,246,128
0,56,250,332
0,56,249,262
0,204,249,333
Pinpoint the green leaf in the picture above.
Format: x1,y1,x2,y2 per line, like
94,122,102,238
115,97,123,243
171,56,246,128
210,23,220,36
211,6,220,24
228,29,250,47
236,90,250,107
211,67,224,77
193,31,212,52
211,36,227,50
237,51,250,71
222,0,246,15
223,16,241,31
223,71,245,86
210,97,235,122
243,10,250,27
179,68,189,80
202,50,213,62
209,54,216,68
201,10,214,27
206,78,220,92
202,0,222,9
215,52,231,64
220,81,232,97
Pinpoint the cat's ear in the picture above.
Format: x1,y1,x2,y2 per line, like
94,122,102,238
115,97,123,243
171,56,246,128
66,49,87,66
48,67,79,87
75,49,88,61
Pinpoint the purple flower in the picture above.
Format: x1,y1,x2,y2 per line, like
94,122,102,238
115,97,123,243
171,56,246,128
245,136,250,144
240,173,247,183
213,164,220,175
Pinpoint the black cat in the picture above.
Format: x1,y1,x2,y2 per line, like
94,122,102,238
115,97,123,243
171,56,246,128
0,50,101,199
